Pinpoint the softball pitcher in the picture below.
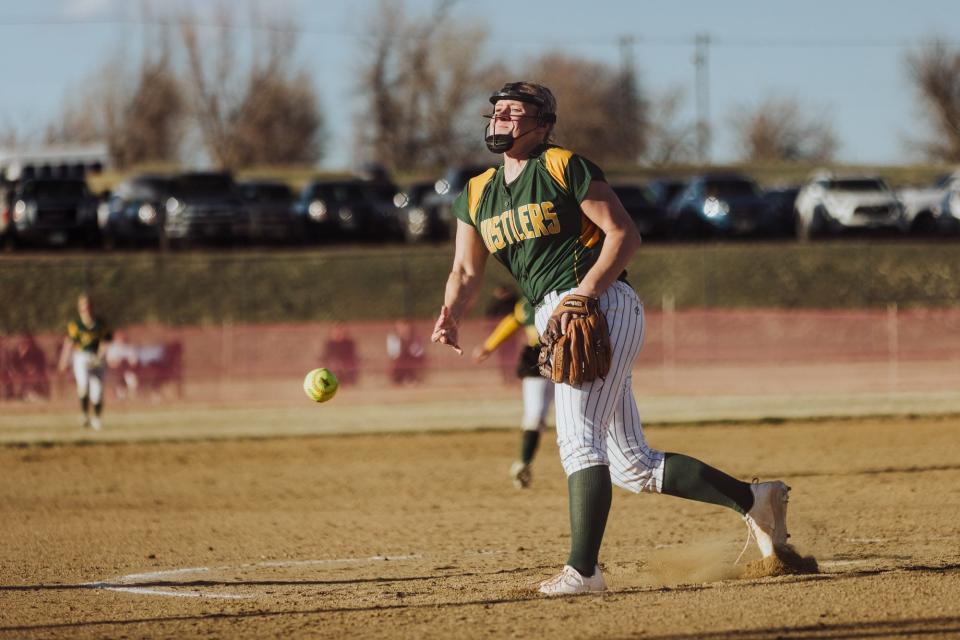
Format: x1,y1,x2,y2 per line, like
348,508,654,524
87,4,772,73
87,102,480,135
58,294,113,430
432,82,801,595
472,296,554,489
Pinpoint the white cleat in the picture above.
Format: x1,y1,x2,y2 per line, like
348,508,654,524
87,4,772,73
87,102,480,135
538,565,606,596
89,416,102,431
510,461,532,489
741,480,790,559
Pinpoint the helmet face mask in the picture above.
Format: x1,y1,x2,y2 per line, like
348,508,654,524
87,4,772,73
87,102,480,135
484,82,557,154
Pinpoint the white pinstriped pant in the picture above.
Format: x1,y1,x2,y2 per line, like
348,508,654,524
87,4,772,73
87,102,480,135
535,281,665,494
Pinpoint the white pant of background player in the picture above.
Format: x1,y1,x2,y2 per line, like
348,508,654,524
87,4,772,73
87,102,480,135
72,351,105,405
534,280,665,493
521,376,554,432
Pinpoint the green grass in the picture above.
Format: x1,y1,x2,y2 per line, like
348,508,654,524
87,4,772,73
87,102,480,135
2,241,960,334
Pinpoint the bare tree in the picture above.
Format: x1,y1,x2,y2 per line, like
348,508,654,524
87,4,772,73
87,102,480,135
728,95,837,163
45,17,185,168
180,5,324,169
112,40,185,167
0,120,19,149
355,0,501,170
522,52,647,165
905,39,960,162
642,87,698,166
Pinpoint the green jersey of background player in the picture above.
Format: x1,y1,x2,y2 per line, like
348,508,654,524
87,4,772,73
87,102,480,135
432,81,812,596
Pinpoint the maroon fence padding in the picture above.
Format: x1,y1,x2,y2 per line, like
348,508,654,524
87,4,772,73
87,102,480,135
4,307,960,406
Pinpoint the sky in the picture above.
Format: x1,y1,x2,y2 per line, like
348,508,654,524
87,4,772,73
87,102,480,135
0,0,958,170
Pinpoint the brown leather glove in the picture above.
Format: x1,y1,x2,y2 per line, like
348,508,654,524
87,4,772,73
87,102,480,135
537,294,611,386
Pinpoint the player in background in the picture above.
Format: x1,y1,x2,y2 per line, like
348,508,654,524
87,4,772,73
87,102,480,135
473,296,554,489
58,294,113,430
432,81,805,595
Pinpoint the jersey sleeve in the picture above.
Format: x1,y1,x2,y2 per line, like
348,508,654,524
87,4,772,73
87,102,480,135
452,190,473,227
481,314,522,352
566,154,606,203
67,321,79,341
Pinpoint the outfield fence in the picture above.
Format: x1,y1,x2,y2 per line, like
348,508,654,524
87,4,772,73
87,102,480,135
4,305,960,409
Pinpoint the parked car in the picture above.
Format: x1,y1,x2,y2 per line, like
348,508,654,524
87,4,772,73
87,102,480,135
610,183,670,238
293,178,402,243
100,174,176,247
667,173,772,238
418,164,498,240
1,177,98,247
164,172,248,245
794,173,907,241
359,177,405,242
897,171,960,235
644,178,688,212
935,180,960,236
0,182,14,249
761,186,801,238
394,180,446,242
237,180,297,244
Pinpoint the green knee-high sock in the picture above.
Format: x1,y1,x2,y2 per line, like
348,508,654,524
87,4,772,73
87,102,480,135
567,465,612,577
520,431,540,464
661,452,754,515
80,396,89,416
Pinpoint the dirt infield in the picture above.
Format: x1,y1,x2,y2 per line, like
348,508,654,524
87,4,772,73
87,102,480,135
2,415,959,639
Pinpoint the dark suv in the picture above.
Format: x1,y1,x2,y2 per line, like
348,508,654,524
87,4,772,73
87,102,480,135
238,180,297,244
394,180,445,242
293,178,402,242
611,183,670,238
417,164,497,241
1,178,98,247
100,174,176,247
667,173,771,238
164,172,248,244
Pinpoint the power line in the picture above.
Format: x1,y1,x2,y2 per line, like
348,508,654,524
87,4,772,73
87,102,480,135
0,16,958,49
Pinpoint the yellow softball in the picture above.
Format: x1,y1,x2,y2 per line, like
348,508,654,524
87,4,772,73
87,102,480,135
303,368,339,403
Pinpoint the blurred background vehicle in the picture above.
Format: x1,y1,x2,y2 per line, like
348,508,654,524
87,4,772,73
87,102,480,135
794,174,907,241
1,177,98,248
936,179,960,236
666,173,771,238
896,170,960,236
418,164,497,242
0,182,14,250
761,186,802,238
357,174,405,243
238,179,298,245
293,178,402,243
644,178,688,215
393,180,445,243
164,172,249,246
610,183,671,238
100,174,175,248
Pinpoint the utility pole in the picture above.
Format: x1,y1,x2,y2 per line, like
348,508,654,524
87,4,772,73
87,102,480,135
618,35,638,161
693,32,711,164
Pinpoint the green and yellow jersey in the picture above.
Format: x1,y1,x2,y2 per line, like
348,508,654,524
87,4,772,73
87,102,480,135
67,316,112,354
453,144,626,307
481,299,542,379
481,299,540,353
